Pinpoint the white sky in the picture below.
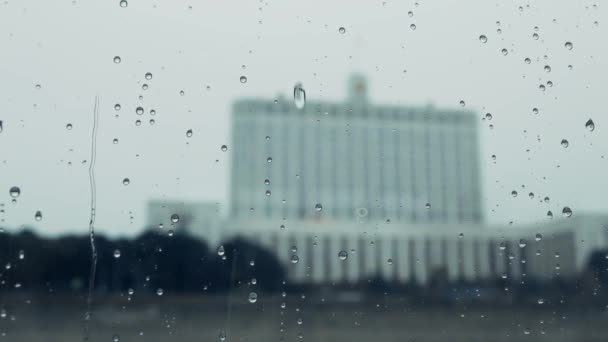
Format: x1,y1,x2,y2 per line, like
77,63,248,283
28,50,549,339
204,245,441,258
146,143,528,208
0,0,606,236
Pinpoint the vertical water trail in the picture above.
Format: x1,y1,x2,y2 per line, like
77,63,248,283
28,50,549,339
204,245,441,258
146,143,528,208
83,96,99,341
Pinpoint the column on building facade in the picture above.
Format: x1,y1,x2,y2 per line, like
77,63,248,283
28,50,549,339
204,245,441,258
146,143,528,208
509,240,522,281
413,236,428,284
329,234,344,283
462,237,477,281
446,237,459,281
397,235,411,283
346,233,360,283
379,234,396,281
311,235,325,284
427,236,443,278
477,237,491,279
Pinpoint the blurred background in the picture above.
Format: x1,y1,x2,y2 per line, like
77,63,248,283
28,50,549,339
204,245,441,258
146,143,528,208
0,0,607,341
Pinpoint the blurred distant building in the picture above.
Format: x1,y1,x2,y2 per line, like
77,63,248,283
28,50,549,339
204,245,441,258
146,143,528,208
215,75,608,286
230,74,482,224
146,200,220,243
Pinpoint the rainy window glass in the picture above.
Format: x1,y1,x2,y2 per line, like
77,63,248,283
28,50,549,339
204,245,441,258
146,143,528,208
1,1,607,341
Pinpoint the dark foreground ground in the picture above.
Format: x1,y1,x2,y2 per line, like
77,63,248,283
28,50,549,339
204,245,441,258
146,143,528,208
1,293,608,342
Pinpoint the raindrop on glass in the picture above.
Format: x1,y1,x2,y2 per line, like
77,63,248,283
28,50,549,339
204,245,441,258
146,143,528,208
217,245,225,256
113,56,121,64
171,214,179,223
122,178,130,185
338,27,346,34
156,288,164,296
9,186,20,198
290,255,299,264
338,250,348,261
562,206,572,218
314,203,323,212
66,123,73,130
511,190,518,197
221,145,228,152
547,210,553,219
135,107,144,115
34,210,42,221
293,83,306,110
561,139,569,148
535,233,542,242
585,119,595,131
564,41,573,50
248,292,258,303
479,35,487,43
145,72,153,80
186,129,193,138
240,76,247,83
409,23,416,30
113,249,121,258
501,48,508,56
519,239,527,248
119,0,127,8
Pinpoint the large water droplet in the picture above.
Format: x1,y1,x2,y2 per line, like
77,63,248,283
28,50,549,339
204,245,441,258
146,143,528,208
113,56,121,64
338,27,346,34
221,145,228,152
135,107,144,115
113,249,121,258
547,210,553,219
519,239,527,248
561,139,569,148
156,288,164,296
501,48,508,56
112,334,120,342
240,76,247,83
535,233,542,242
290,255,299,264
479,35,487,43
170,214,179,223
562,206,572,217
338,250,348,261
122,178,130,185
186,129,193,137
119,0,127,8
564,41,573,50
9,186,21,198
248,292,258,303
217,245,225,256
293,83,306,110
219,329,227,341
585,119,595,131
511,190,518,197
145,72,153,80
34,210,42,221
314,203,323,212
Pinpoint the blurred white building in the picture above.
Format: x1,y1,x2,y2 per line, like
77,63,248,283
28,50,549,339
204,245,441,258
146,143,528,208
229,74,483,224
190,75,608,285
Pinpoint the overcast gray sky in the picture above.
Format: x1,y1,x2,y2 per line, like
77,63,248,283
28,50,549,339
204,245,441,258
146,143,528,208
0,0,606,236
